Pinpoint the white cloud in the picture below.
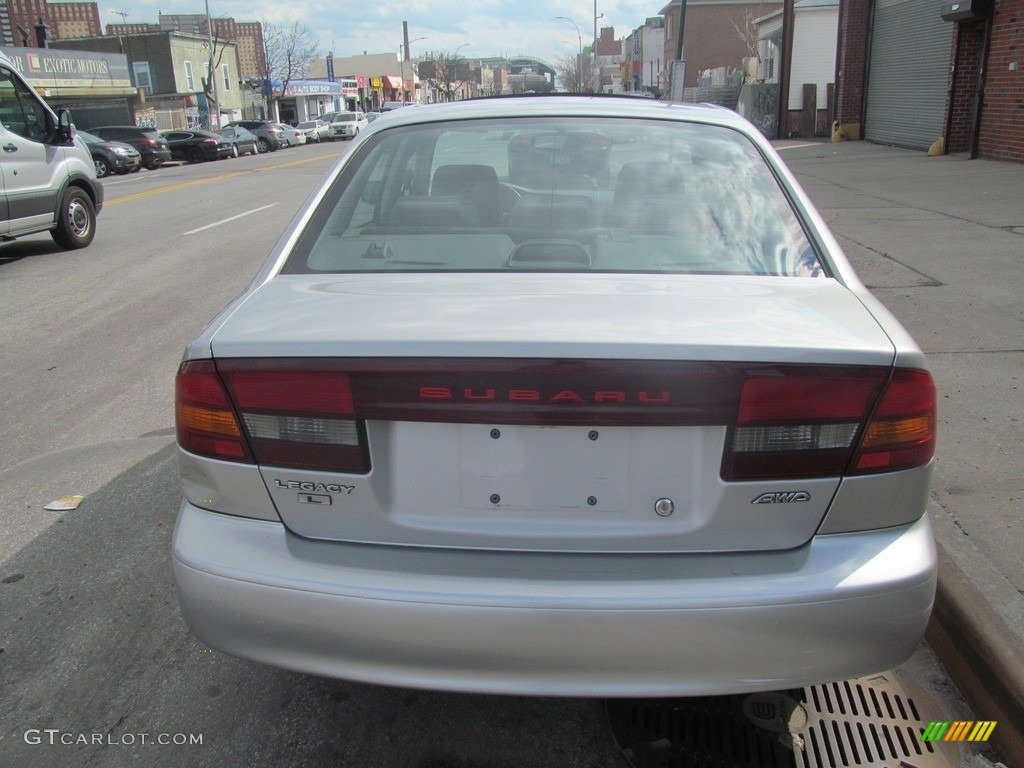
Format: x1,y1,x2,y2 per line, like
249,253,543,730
96,0,653,72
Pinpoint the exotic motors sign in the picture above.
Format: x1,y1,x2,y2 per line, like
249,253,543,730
0,46,132,88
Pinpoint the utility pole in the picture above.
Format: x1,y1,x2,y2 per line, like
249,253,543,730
204,0,219,128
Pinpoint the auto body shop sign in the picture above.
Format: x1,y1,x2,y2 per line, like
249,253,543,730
0,46,132,89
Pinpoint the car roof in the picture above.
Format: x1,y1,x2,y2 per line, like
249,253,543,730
369,95,741,132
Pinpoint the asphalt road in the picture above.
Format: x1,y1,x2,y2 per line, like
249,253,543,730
0,138,1003,768
0,141,627,768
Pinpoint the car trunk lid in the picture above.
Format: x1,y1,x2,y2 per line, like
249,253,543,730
194,273,910,553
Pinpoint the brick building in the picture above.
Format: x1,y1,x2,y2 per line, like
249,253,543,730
108,14,265,79
835,0,1023,163
660,0,783,89
1,0,100,46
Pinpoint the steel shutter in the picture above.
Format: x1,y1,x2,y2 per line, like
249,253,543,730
865,0,953,150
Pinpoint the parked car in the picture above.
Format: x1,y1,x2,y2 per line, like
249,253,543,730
326,111,368,141
0,50,102,249
222,120,287,153
161,129,234,163
296,119,329,142
76,129,141,177
88,125,172,170
274,122,306,147
215,125,259,156
173,95,937,697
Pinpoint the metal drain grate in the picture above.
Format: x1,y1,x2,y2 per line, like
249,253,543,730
606,672,958,768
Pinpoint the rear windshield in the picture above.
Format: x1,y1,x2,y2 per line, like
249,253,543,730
284,117,824,277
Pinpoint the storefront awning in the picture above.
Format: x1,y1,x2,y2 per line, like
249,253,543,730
382,75,402,89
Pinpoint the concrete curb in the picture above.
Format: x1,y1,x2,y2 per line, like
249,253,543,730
926,541,1024,766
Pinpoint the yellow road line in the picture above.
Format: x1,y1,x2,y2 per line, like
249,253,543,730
104,153,335,206
105,172,248,205
254,153,339,171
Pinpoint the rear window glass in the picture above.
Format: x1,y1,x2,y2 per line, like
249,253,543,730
284,117,823,277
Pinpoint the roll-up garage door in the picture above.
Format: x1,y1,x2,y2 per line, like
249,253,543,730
865,0,953,150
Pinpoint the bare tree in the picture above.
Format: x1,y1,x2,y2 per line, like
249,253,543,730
199,17,231,128
417,50,471,102
555,53,593,93
261,20,321,111
730,4,767,80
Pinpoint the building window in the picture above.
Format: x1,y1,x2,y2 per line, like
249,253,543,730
133,61,152,93
222,64,231,91
184,61,195,91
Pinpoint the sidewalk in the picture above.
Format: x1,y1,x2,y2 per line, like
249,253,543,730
777,140,1024,765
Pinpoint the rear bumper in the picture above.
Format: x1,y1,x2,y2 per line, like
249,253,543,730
172,503,936,697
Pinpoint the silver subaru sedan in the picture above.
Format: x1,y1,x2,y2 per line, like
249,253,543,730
173,96,937,697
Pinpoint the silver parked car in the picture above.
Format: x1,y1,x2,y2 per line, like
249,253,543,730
297,118,330,142
274,122,306,147
173,96,937,697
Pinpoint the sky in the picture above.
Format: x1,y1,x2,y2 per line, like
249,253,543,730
95,0,659,72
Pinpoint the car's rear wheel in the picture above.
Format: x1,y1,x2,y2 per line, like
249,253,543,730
187,147,204,164
230,144,239,158
51,187,96,250
93,157,110,178
143,159,162,170
257,137,271,153
250,144,258,156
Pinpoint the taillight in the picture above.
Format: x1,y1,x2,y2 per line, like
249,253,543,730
852,369,936,474
722,368,936,480
176,360,252,463
203,138,217,144
176,361,370,473
141,139,157,147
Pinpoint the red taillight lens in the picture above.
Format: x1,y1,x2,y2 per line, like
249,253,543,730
140,138,157,147
176,361,369,473
852,369,936,474
723,367,936,480
724,370,888,480
176,360,252,462
217,362,369,473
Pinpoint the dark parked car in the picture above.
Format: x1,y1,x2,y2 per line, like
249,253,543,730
88,125,172,170
161,129,234,163
76,130,141,177
222,120,287,153
215,126,259,156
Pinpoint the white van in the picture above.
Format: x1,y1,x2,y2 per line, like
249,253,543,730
0,51,102,249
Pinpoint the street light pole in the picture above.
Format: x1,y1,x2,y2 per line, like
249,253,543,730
453,43,468,100
399,36,427,103
555,16,583,92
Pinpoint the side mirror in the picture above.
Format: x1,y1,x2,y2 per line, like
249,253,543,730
55,109,75,144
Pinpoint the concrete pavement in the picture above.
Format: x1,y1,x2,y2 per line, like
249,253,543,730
777,139,1024,765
